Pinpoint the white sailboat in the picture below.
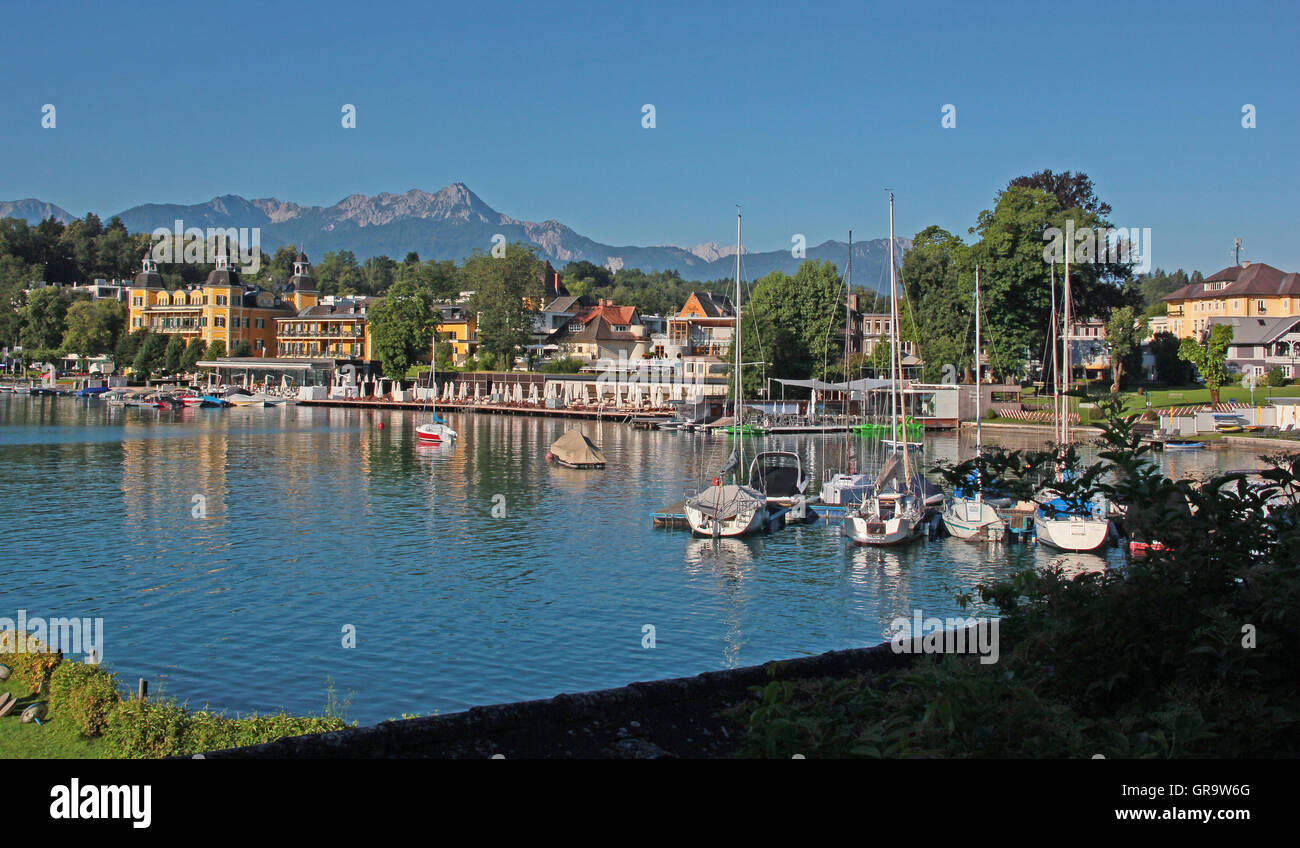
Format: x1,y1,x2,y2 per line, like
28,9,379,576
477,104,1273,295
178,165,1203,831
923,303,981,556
416,333,458,445
1033,251,1109,551
942,266,1007,541
684,211,770,538
846,193,924,546
820,232,874,506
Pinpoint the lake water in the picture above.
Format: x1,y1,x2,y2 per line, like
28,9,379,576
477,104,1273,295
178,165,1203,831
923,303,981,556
0,396,1270,725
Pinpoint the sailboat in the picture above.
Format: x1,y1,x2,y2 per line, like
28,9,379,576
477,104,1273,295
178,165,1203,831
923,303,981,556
820,231,874,506
1032,251,1109,551
942,266,1007,541
683,211,770,537
416,333,458,445
845,193,925,546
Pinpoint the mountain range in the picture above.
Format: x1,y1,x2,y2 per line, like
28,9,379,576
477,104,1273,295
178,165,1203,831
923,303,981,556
2,184,909,289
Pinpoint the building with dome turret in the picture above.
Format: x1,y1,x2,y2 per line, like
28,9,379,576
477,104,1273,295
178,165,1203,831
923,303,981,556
126,240,297,356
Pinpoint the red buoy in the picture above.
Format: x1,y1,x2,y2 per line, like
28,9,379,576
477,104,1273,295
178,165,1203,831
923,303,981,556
378,422,385,430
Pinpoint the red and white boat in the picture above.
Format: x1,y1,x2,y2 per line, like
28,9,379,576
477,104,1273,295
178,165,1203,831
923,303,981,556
415,335,457,445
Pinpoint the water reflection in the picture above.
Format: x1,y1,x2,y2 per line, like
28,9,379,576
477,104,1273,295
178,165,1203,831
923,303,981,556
0,395,1275,724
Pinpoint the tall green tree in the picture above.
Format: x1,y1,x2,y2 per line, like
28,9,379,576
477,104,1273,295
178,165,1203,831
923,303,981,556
736,260,843,396
969,181,1136,381
368,277,434,380
62,299,125,363
900,226,972,382
20,287,87,350
132,332,168,380
163,334,186,374
203,339,227,360
1104,306,1149,392
1178,324,1233,403
181,337,206,373
464,243,544,369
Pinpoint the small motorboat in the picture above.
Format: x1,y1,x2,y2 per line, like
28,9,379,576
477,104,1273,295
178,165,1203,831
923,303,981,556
1163,439,1205,450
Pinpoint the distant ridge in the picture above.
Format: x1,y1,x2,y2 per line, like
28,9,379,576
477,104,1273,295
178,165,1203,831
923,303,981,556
2,184,910,289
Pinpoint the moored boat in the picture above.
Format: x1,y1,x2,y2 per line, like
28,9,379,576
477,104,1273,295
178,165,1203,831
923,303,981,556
682,211,769,538
548,429,606,468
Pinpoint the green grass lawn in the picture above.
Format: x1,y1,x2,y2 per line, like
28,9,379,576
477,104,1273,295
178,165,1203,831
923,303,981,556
1118,385,1300,415
0,678,104,758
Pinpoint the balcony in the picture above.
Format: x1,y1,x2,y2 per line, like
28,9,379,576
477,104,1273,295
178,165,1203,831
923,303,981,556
278,326,366,338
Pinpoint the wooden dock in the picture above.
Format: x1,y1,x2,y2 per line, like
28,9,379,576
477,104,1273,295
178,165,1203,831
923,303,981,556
299,398,674,422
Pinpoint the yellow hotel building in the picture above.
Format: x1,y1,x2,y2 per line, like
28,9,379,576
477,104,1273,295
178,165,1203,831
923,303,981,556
1163,262,1300,339
127,247,316,355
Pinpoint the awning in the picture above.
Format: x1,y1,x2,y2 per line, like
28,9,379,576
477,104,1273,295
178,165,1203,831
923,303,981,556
772,378,893,392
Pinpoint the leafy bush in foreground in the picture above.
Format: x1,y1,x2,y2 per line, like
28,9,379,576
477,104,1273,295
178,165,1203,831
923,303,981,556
737,402,1300,757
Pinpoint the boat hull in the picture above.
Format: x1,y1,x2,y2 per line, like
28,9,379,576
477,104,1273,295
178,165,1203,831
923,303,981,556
1033,513,1111,551
845,513,919,545
942,498,1006,541
416,422,457,444
684,484,769,537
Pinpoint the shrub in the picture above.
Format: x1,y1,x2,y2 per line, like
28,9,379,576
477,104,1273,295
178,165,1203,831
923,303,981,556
102,697,350,758
103,698,190,759
1267,367,1288,388
736,407,1300,758
49,661,122,737
0,630,63,693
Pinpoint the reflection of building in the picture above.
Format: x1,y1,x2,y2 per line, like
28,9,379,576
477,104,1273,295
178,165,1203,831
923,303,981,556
127,245,299,357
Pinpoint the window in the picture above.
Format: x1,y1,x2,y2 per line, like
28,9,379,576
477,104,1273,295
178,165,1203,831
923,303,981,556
254,339,264,350
132,296,142,306
1257,300,1267,313
215,317,226,328
132,317,141,327
255,318,264,329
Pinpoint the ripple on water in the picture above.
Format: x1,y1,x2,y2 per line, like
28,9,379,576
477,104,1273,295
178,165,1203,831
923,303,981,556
0,397,1270,722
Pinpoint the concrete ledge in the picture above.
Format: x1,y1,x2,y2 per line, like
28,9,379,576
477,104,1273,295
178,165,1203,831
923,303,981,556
194,639,917,759
1223,435,1300,451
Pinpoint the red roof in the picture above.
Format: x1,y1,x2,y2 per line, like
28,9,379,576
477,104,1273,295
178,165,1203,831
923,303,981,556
1163,263,1296,301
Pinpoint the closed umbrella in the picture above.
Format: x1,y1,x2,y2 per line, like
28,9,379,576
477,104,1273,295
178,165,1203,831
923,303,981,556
529,383,539,404
474,383,481,403
514,383,523,403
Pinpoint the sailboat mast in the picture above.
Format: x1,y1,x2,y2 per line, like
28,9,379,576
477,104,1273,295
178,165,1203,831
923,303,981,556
735,210,744,478
890,193,912,484
844,230,853,472
888,193,899,452
1063,245,1072,447
974,265,982,455
1049,259,1060,444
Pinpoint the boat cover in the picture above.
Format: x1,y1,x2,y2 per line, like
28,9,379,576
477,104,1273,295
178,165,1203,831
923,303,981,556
550,429,607,466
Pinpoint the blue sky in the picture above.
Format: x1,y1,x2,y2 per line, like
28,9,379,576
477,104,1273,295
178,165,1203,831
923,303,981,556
1,0,1296,274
